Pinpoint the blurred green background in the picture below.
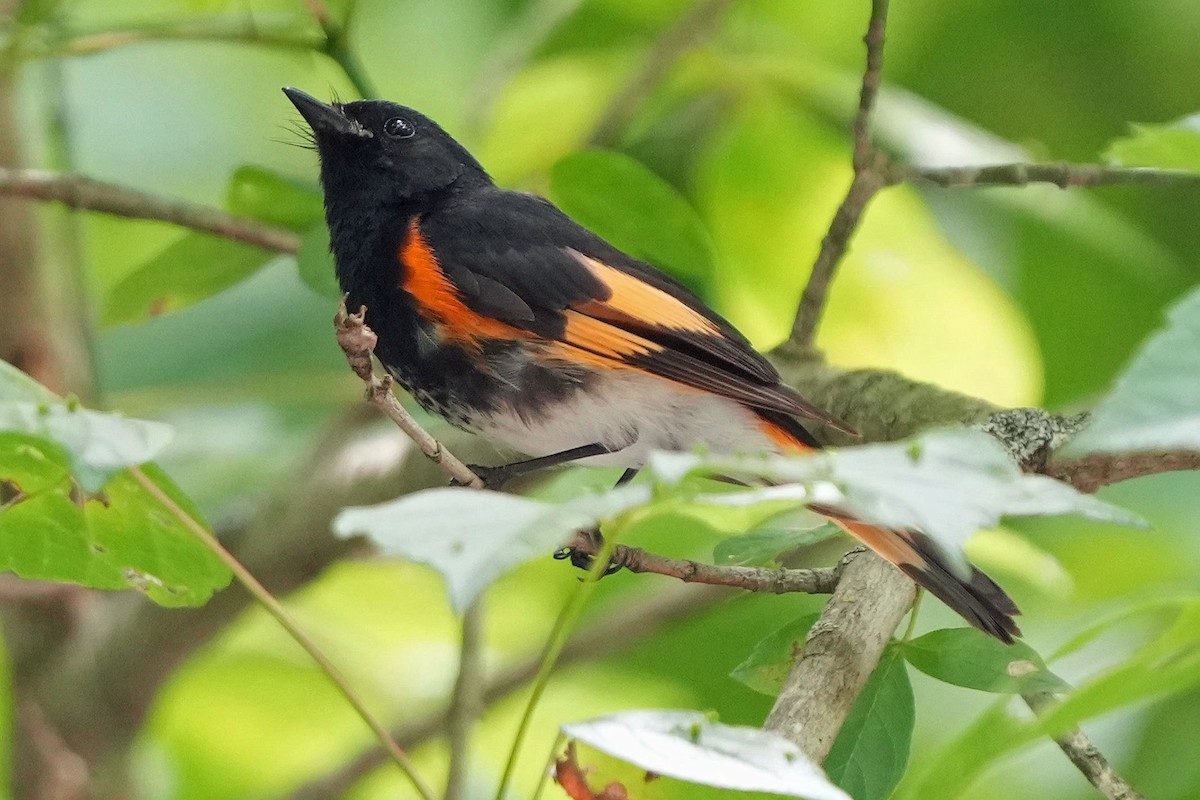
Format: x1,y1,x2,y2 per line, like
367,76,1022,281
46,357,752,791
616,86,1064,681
3,0,1200,798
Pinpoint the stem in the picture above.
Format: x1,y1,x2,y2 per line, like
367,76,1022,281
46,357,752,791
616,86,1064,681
788,0,892,349
493,535,618,800
128,467,437,800
306,0,379,98
445,599,487,800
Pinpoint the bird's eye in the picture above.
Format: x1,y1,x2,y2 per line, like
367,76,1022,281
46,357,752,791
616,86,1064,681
383,117,415,139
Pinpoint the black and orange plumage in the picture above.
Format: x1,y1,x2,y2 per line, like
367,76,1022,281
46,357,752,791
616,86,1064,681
284,87,1020,642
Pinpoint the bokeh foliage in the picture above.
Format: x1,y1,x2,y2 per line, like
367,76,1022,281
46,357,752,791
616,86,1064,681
1,0,1199,798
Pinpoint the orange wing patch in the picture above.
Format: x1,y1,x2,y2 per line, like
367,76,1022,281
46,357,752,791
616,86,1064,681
544,310,664,369
757,418,817,454
570,252,720,335
400,220,527,346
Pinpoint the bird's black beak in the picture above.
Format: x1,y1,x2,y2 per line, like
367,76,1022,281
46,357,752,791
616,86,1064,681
282,87,372,138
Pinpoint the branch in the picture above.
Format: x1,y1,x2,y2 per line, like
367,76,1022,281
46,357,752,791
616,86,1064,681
762,548,916,760
788,0,892,350
284,584,732,800
0,167,300,253
1023,693,1146,800
334,302,485,488
1045,449,1200,494
898,161,1200,189
596,542,841,594
587,0,735,148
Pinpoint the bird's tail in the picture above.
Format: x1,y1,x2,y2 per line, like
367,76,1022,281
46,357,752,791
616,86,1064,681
756,412,1022,643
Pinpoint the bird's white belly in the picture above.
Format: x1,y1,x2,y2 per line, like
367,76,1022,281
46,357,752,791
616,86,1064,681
474,370,782,468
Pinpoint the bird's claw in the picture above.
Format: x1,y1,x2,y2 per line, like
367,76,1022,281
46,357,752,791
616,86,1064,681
553,529,622,577
450,463,512,491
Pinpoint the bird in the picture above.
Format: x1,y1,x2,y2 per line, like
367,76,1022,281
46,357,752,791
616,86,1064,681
283,87,1021,642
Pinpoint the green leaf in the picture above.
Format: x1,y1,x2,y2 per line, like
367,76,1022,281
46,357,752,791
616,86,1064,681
334,485,650,611
650,429,1144,575
0,440,230,607
296,224,342,300
825,647,914,800
0,359,173,492
901,628,1069,694
103,233,277,325
1062,285,1200,455
549,149,716,286
562,709,850,799
730,613,820,696
226,166,324,231
714,510,837,567
1105,115,1200,170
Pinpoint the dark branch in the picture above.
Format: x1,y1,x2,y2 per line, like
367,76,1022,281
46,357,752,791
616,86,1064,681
788,0,892,349
0,167,299,253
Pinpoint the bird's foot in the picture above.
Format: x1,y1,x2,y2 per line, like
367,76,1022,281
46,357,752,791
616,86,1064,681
553,527,623,577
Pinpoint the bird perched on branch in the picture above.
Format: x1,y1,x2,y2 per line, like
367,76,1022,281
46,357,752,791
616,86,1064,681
284,87,1020,642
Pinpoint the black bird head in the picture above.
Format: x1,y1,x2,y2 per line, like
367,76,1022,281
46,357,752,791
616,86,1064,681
283,87,490,206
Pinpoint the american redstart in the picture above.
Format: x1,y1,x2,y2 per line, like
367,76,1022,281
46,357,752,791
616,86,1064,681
283,87,1020,642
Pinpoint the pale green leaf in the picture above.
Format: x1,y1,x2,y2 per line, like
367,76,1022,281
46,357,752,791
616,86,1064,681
1063,286,1200,455
333,485,650,611
650,430,1143,575
1105,115,1200,170
562,709,850,800
713,511,837,567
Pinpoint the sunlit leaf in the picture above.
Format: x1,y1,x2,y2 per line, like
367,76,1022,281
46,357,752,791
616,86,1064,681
333,485,650,611
1105,115,1200,170
901,628,1068,694
0,440,230,607
651,429,1143,574
562,709,850,799
296,224,342,299
103,233,277,325
825,647,914,800
1061,285,1200,455
550,149,716,286
730,613,819,696
226,165,324,231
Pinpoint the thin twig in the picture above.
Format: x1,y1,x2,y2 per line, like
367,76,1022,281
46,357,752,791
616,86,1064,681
0,167,299,252
587,0,735,148
601,542,841,594
444,599,487,800
284,585,731,800
128,467,437,800
897,161,1200,189
43,21,321,58
788,0,891,349
334,301,486,488
1023,693,1145,800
